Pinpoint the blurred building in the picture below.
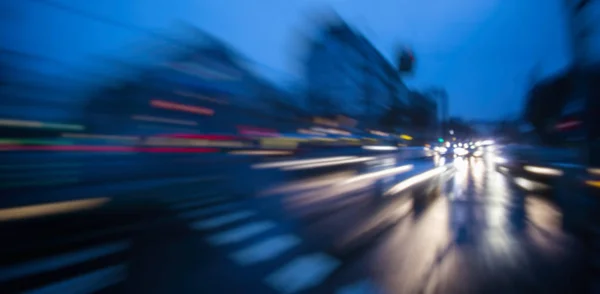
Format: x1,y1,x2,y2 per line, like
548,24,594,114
524,67,600,144
521,1,600,165
0,49,88,124
85,28,300,135
405,90,438,138
469,120,501,138
304,18,409,127
565,0,600,66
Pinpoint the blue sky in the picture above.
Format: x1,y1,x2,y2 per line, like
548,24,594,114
6,0,573,120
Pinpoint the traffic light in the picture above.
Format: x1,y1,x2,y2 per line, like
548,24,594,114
398,48,414,73
438,138,444,143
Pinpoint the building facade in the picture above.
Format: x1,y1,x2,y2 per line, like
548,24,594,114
565,0,600,66
304,19,409,125
84,28,296,135
406,90,438,138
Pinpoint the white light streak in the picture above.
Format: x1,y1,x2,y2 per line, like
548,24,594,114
342,164,414,184
523,165,563,176
283,157,375,171
362,145,398,151
251,156,355,169
386,166,447,195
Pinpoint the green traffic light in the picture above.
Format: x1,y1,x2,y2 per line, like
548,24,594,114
438,138,444,143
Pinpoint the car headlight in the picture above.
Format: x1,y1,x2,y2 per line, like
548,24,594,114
454,147,468,156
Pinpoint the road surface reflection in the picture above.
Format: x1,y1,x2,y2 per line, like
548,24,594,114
365,155,586,294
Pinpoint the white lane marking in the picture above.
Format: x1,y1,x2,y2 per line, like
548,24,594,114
337,280,383,294
170,196,228,210
264,253,340,294
207,221,276,245
179,203,239,219
231,234,300,266
191,211,256,230
23,264,127,294
0,241,129,282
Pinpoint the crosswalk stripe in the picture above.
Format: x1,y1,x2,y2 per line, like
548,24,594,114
264,252,340,294
170,196,228,210
207,221,276,245
23,264,127,294
231,234,300,266
190,211,256,230
0,241,129,282
179,203,239,219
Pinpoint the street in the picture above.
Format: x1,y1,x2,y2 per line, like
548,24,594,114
0,149,593,294
5,0,600,292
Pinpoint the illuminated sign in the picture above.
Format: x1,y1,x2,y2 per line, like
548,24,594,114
237,125,278,137
150,100,214,116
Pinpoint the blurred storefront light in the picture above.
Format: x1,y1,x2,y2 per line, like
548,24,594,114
369,130,389,137
0,118,84,131
0,198,109,221
585,180,600,189
150,99,214,116
229,150,292,156
61,133,139,141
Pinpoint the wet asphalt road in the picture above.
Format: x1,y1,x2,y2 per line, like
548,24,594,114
0,151,595,293
321,154,590,294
